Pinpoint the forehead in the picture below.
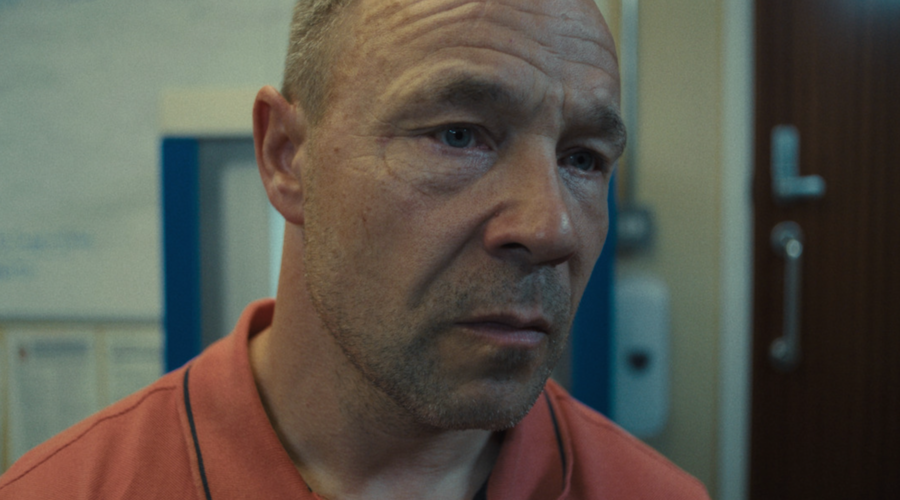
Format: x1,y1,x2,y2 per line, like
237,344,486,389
330,0,620,106
353,0,615,71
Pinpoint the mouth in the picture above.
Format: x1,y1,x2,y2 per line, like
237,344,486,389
456,313,551,349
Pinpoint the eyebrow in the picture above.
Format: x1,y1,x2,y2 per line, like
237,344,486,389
407,75,521,110
585,105,628,157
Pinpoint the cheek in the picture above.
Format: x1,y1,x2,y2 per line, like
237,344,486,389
359,140,496,248
571,181,611,278
591,194,611,252
306,136,395,241
306,166,446,290
382,138,496,196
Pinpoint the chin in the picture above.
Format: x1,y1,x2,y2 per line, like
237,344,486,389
410,374,551,431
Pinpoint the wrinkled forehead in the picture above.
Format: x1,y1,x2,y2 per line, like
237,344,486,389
340,0,619,84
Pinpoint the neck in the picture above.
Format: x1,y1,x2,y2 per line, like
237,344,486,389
249,250,500,500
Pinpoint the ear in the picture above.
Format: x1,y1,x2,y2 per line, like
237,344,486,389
253,85,309,225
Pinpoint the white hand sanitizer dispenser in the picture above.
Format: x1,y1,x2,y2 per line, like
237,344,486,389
611,273,671,438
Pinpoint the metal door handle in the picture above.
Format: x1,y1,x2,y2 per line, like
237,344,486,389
770,221,804,371
771,125,826,203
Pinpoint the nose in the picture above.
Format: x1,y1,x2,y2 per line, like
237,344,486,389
482,151,580,268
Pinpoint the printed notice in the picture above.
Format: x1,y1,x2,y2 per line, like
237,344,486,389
6,328,99,463
103,327,163,404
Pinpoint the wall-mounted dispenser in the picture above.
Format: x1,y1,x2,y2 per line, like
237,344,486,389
611,273,670,438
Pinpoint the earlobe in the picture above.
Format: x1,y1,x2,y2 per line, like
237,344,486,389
253,85,308,225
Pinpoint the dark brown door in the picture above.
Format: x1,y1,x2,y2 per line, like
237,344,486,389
750,0,900,498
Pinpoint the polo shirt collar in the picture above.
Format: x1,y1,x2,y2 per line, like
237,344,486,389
185,299,574,500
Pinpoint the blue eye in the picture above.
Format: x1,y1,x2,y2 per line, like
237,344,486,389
441,127,474,148
563,151,599,172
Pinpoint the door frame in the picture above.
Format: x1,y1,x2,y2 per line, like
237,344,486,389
717,0,754,499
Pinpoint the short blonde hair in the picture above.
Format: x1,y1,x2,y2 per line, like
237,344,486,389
281,0,355,124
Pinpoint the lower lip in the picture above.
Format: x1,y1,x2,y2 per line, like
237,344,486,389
458,322,546,348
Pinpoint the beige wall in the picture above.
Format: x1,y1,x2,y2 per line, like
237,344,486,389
615,0,724,491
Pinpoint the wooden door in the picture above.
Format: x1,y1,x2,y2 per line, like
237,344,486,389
750,0,900,498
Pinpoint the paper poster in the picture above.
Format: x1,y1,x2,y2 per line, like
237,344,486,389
102,327,163,404
6,328,99,463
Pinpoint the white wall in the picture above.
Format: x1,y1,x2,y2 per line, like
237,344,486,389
616,0,724,490
0,0,292,319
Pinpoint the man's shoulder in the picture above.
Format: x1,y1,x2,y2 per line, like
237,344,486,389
544,382,710,499
0,368,198,499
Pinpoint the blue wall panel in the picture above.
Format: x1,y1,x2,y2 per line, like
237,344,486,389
570,177,617,415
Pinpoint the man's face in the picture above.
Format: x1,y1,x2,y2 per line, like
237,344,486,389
299,0,623,430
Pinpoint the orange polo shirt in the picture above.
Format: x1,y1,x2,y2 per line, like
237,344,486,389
0,299,709,499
